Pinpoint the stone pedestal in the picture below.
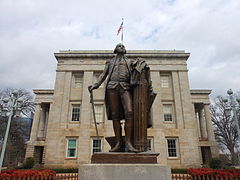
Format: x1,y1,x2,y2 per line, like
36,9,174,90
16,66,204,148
91,152,159,164
79,164,171,180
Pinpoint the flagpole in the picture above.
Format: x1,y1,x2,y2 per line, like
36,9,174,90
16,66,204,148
121,18,124,43
117,18,124,43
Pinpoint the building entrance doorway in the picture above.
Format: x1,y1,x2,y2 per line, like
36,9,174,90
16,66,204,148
34,146,44,164
201,146,212,165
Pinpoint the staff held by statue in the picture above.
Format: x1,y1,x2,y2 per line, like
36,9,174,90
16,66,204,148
88,88,100,140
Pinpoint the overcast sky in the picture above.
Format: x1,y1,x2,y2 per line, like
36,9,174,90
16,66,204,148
0,0,239,97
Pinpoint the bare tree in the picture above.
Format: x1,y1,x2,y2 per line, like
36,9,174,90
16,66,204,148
0,88,35,117
0,88,34,167
210,96,239,165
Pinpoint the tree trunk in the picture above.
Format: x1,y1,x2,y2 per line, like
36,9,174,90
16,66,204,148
230,148,236,165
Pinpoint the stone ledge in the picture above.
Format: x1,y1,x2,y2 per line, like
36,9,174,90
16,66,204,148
79,164,171,180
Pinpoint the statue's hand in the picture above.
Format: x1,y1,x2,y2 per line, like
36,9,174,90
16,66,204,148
88,84,98,92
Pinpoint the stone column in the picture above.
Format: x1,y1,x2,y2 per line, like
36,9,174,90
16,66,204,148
172,71,184,129
37,106,46,138
151,71,162,129
178,71,196,129
60,71,72,128
204,104,212,140
29,103,41,142
43,106,50,137
81,71,93,125
178,71,201,167
150,71,168,165
195,109,201,138
44,71,66,165
199,106,208,139
78,71,93,164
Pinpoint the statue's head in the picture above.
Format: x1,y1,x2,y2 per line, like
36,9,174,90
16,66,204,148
114,43,126,54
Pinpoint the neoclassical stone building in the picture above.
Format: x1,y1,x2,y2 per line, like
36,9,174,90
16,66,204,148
25,49,219,168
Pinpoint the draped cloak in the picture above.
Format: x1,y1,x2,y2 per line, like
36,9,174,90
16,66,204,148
131,58,156,151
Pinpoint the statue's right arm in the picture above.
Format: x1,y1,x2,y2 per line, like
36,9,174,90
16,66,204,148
92,60,110,88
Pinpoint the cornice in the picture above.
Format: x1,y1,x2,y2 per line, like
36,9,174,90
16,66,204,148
190,89,212,95
54,50,190,61
33,89,54,94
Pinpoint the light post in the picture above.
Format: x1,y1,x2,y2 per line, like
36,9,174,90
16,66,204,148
223,89,240,164
0,90,23,173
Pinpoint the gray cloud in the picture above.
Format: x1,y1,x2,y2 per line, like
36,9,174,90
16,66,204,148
0,0,239,97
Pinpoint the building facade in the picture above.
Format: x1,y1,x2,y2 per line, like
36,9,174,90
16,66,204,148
25,50,219,168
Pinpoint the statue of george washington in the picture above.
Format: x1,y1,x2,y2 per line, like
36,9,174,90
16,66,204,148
89,43,156,153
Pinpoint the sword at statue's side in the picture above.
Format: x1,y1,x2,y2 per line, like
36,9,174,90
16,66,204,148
88,88,100,140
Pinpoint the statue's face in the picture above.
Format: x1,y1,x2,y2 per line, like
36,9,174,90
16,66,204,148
114,44,126,54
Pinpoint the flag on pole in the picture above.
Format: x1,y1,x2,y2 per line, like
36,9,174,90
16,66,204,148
117,21,123,36
117,18,124,43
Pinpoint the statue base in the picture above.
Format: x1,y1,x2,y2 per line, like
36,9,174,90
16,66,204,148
79,164,171,180
91,152,159,164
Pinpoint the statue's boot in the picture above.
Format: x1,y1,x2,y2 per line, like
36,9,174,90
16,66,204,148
125,141,139,153
109,120,122,152
125,119,139,153
109,141,122,152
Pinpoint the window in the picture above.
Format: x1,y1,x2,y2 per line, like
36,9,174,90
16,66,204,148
94,104,104,123
67,139,77,158
72,105,80,121
73,73,83,88
163,104,173,121
160,75,170,88
167,139,178,158
147,138,153,151
92,138,102,154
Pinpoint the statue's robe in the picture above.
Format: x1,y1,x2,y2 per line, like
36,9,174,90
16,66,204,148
131,58,156,151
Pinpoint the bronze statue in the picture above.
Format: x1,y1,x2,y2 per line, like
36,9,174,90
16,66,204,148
89,43,156,153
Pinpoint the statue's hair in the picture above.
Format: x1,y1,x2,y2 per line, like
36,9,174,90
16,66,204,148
113,43,127,54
